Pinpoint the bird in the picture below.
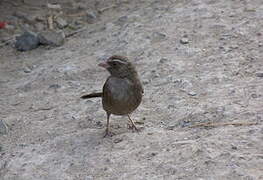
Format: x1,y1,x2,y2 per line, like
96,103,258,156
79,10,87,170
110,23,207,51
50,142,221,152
81,55,143,137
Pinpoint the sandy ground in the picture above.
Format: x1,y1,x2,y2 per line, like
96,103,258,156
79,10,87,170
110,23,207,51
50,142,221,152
1,0,263,179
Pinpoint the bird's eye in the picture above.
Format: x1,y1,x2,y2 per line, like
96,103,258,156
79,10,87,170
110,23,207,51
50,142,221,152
112,62,117,66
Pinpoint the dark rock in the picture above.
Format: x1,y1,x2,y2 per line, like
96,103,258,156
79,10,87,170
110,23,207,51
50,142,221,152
38,30,65,46
256,72,263,77
15,31,39,51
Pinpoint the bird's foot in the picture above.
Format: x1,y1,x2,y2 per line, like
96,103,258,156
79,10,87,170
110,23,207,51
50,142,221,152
103,129,115,137
127,123,140,133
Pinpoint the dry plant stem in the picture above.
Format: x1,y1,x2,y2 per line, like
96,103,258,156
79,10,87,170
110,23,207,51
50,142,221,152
47,15,54,30
65,27,88,38
189,122,259,128
98,5,117,13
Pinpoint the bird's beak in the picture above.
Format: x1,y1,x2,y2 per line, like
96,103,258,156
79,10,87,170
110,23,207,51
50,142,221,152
98,61,110,69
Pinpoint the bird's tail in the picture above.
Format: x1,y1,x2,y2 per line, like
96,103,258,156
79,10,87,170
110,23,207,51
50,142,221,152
81,92,102,99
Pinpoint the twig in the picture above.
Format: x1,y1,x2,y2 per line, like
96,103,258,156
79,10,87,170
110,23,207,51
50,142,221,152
65,27,88,38
47,15,54,30
98,5,117,14
189,122,259,128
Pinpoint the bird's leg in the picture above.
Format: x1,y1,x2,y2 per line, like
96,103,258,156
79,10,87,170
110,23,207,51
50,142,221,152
127,114,139,132
104,112,113,137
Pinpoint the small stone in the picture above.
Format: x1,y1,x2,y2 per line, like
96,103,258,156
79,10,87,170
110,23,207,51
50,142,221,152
167,125,175,130
0,120,9,135
188,91,197,96
15,31,39,51
86,11,97,24
113,138,123,144
159,58,168,63
23,66,32,73
14,12,36,23
180,37,189,44
251,94,258,98
256,72,263,77
38,30,65,46
55,17,68,29
49,84,61,89
231,145,238,150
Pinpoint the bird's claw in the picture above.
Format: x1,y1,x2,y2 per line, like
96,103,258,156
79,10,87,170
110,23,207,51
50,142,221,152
103,129,115,137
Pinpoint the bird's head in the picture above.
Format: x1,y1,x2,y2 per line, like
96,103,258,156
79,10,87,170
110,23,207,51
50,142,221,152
98,55,137,79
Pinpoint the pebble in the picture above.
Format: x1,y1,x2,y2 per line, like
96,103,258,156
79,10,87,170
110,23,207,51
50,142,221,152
55,17,68,29
49,84,61,89
38,30,65,46
15,31,39,51
180,37,189,44
86,11,97,24
255,72,263,77
23,66,32,73
188,91,197,96
159,58,168,63
113,138,123,144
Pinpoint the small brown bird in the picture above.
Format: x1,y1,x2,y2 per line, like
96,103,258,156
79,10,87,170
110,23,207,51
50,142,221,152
81,55,143,137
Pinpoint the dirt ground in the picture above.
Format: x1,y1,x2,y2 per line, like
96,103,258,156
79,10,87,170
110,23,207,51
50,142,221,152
1,0,263,179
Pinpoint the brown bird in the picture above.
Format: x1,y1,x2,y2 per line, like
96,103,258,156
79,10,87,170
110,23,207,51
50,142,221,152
81,55,143,137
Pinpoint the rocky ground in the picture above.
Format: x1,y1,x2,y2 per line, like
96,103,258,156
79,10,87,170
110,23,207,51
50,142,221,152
0,0,263,179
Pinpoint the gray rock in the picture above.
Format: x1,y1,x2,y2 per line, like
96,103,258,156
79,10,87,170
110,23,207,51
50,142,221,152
188,91,197,96
86,11,97,24
15,31,39,51
23,66,32,73
14,11,36,23
55,17,68,29
38,30,65,46
180,37,189,44
0,120,9,135
256,72,263,77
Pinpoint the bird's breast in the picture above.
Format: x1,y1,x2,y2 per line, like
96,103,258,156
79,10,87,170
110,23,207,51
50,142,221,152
102,77,142,115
